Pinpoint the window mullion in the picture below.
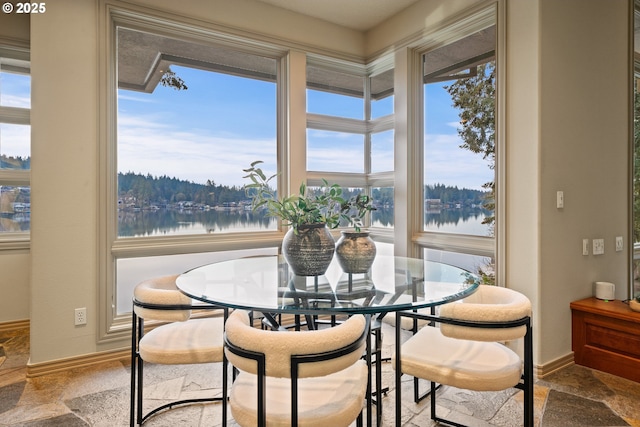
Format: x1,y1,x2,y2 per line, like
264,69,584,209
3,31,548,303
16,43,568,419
0,106,30,125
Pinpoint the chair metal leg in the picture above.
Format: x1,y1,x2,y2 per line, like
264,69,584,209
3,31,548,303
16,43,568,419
136,317,144,425
130,310,138,427
430,380,437,421
370,321,388,423
366,315,373,427
395,314,402,427
524,323,534,427
222,356,228,426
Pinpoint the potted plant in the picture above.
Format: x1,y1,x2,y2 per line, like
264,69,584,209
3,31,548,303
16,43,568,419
335,193,378,274
243,161,348,276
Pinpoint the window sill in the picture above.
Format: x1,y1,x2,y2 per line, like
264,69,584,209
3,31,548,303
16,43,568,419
0,234,30,251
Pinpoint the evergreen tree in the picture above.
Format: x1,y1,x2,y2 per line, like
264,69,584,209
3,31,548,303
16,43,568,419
444,61,495,225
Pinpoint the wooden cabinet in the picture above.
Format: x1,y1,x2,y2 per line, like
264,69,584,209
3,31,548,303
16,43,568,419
570,297,640,383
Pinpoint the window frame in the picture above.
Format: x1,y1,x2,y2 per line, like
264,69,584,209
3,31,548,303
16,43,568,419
305,55,395,243
0,46,30,250
98,5,290,341
409,3,503,274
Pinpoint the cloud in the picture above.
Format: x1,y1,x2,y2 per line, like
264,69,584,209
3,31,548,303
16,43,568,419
118,113,275,186
1,94,30,109
0,123,30,157
424,133,493,190
117,113,491,191
118,93,155,103
446,121,460,129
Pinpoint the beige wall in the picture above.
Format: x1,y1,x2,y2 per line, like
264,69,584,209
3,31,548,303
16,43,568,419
29,0,100,361
0,252,30,322
505,0,541,356
1,0,632,370
537,0,629,363
506,0,630,365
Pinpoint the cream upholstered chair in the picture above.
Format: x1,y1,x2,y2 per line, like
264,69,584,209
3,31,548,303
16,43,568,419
393,285,533,427
224,309,369,427
130,275,228,426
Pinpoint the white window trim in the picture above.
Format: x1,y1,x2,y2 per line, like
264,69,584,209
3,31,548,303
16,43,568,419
0,47,30,251
98,3,291,342
305,55,395,236
406,2,502,274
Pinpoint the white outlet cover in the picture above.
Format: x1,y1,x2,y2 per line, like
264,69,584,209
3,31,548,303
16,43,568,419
593,239,605,255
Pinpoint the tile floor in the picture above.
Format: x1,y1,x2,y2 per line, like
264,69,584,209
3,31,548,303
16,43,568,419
1,323,640,427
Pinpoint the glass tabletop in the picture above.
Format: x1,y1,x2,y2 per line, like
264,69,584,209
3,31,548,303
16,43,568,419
176,254,479,316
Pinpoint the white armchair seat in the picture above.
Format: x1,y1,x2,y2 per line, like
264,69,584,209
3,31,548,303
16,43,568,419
139,317,225,365
396,325,522,391
230,361,368,427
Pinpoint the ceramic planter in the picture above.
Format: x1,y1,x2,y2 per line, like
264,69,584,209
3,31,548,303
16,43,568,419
335,230,377,274
282,223,335,276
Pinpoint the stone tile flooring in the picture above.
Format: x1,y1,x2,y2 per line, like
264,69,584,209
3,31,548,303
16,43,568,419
1,324,640,426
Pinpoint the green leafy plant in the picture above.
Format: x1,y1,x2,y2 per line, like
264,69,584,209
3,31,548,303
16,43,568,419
341,193,376,232
242,161,374,233
243,161,345,233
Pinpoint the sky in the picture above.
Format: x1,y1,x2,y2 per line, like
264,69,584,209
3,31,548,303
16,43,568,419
0,71,30,159
118,65,493,191
1,62,493,191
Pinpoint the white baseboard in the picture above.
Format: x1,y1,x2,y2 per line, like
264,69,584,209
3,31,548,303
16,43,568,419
0,319,29,332
26,348,130,378
535,352,574,379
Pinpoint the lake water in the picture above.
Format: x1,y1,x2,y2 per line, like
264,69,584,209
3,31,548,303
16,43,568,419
117,207,492,237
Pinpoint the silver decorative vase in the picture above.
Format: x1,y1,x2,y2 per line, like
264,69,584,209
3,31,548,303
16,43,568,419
335,230,377,274
282,223,335,276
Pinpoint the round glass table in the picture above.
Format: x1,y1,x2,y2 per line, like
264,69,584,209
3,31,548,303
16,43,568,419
176,254,479,317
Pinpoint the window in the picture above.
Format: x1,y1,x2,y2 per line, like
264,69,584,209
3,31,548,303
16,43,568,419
0,49,30,239
371,130,394,173
416,9,497,278
422,26,495,238
306,130,365,173
101,9,287,339
307,66,364,119
117,28,278,238
305,59,395,232
306,63,366,174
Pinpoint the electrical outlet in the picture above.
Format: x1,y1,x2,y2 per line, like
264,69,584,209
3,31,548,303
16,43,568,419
75,308,87,325
593,239,605,255
616,236,623,252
